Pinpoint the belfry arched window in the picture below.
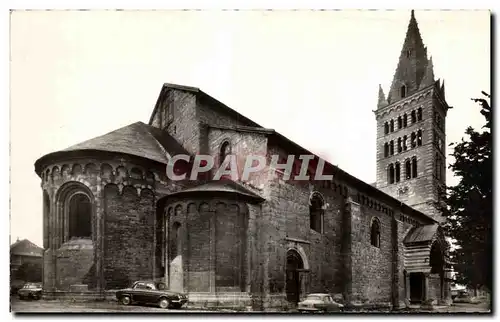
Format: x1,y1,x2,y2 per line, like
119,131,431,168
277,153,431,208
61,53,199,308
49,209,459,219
403,114,408,127
388,164,395,184
370,218,381,248
390,120,394,132
395,162,401,183
384,143,389,158
390,140,394,155
405,159,411,180
417,107,423,121
397,137,402,153
384,122,389,135
398,116,403,129
417,130,423,146
411,132,417,148
412,157,418,178
411,110,417,123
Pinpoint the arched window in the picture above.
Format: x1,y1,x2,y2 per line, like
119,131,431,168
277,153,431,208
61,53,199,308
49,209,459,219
411,132,416,148
403,135,408,151
412,157,418,178
397,137,402,153
388,164,395,184
370,218,381,248
395,162,401,182
309,193,324,234
384,143,389,158
171,222,181,258
384,122,389,135
405,159,411,180
390,140,394,155
397,116,403,129
417,130,423,146
403,114,408,127
68,194,92,239
390,120,394,132
220,141,231,166
400,85,407,98
411,110,417,123
417,107,423,121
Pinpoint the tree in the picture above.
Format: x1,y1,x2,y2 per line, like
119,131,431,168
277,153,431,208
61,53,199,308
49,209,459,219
14,262,43,282
443,91,492,291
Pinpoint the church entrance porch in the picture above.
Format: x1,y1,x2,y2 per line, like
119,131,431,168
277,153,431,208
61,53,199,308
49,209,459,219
403,224,452,307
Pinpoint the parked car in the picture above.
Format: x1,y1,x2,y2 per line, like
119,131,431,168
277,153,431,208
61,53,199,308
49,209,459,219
116,280,188,309
17,282,42,300
297,293,344,313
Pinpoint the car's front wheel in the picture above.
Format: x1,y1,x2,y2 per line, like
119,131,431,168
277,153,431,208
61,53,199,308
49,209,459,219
120,295,131,306
158,297,170,309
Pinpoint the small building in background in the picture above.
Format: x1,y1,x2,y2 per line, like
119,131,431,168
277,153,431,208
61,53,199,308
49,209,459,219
10,238,44,284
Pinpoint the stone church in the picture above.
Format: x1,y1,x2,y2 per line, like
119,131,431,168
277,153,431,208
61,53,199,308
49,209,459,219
34,11,452,310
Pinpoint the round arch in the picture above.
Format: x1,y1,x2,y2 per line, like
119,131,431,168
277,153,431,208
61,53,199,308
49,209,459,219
55,181,95,245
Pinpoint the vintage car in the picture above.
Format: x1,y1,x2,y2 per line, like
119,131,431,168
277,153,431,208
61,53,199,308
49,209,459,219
17,282,43,300
116,280,188,309
297,293,344,312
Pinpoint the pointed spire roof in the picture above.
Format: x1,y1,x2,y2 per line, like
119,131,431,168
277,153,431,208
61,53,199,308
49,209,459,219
378,84,388,108
386,10,430,104
419,56,435,89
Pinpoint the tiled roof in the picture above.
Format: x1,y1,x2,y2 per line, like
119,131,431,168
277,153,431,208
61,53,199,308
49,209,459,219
166,180,264,201
10,239,43,257
403,224,439,244
63,121,188,164
35,122,189,174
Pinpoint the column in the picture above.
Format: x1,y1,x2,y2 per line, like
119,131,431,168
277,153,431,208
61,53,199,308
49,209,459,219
405,273,411,302
341,196,361,305
424,273,430,302
391,213,400,309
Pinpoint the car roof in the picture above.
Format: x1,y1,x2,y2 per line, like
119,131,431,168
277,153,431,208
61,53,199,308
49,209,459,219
307,293,330,296
134,280,162,284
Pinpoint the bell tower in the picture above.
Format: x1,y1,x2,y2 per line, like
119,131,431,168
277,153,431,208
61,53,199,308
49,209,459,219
374,10,451,222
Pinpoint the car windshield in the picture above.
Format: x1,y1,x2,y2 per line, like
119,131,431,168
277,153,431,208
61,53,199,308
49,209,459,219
23,283,40,289
306,295,324,301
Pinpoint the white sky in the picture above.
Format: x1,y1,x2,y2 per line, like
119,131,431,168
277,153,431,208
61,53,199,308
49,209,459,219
10,10,490,247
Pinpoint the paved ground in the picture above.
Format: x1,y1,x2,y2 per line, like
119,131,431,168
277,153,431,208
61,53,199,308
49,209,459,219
10,296,216,313
10,296,491,314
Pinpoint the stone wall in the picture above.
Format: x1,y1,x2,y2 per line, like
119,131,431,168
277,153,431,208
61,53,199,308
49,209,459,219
39,154,175,294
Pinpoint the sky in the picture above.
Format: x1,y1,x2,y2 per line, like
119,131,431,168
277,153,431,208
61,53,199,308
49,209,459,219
10,10,490,247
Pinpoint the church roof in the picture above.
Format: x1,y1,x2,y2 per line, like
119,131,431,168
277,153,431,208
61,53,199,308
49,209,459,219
10,239,43,257
35,121,189,174
152,83,437,224
403,224,439,244
166,180,264,202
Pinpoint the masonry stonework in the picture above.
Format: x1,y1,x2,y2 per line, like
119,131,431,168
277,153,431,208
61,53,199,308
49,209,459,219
35,10,451,310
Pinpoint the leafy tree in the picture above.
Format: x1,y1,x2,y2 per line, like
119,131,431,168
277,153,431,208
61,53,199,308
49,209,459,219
14,262,43,282
443,91,492,292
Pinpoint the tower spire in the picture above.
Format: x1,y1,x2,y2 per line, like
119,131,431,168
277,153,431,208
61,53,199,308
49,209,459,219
419,56,435,89
386,10,429,103
378,84,388,108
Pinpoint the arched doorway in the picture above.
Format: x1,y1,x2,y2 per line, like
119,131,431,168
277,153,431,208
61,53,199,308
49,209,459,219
286,249,304,305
